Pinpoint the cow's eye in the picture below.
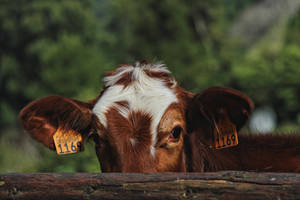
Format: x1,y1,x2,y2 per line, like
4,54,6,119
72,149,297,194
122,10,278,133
169,126,182,141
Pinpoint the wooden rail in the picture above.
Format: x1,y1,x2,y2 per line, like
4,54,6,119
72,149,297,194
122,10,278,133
1,171,300,200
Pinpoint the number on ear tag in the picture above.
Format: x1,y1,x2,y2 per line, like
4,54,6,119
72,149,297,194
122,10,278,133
53,127,84,155
213,114,238,149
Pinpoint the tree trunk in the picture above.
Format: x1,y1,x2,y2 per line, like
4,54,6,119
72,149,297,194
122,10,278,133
1,171,300,200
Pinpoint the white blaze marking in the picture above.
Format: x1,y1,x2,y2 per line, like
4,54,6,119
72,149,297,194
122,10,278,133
104,66,134,86
130,138,136,146
92,63,178,156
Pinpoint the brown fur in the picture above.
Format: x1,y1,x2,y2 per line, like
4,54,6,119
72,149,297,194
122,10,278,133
155,104,186,172
100,108,155,172
19,63,300,173
187,133,300,172
144,69,175,88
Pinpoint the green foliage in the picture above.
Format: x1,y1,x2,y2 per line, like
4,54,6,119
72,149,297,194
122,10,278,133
232,23,300,122
0,129,100,173
100,0,242,91
0,0,110,126
37,141,100,173
0,129,40,172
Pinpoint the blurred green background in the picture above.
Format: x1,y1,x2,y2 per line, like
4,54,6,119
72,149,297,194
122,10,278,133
1,0,300,173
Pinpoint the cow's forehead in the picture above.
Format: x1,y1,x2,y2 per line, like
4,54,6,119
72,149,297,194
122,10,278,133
92,63,178,156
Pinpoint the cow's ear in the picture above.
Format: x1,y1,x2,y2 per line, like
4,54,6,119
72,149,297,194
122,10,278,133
20,95,95,150
187,87,254,137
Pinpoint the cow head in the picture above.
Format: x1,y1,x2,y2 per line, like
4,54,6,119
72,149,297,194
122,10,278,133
20,62,253,172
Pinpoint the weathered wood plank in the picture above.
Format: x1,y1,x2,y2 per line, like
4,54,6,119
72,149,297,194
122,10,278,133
1,171,300,200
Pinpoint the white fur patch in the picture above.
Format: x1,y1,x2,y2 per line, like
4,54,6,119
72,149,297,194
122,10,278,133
92,63,178,156
130,138,136,146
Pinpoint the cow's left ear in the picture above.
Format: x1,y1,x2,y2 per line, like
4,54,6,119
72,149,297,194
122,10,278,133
187,87,254,136
19,95,97,151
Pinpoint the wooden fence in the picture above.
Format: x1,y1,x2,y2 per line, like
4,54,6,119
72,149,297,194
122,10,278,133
1,171,300,199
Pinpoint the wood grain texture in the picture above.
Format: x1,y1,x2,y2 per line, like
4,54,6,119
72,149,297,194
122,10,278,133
1,171,300,200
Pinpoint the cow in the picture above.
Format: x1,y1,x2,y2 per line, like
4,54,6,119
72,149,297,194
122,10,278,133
20,62,300,173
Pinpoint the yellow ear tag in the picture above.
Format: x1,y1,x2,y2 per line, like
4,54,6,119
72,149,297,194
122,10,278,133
213,113,238,149
53,127,84,155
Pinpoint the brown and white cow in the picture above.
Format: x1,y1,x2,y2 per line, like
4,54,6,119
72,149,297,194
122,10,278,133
20,62,300,172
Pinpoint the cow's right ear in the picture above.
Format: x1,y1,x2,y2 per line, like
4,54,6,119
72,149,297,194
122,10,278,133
19,95,96,150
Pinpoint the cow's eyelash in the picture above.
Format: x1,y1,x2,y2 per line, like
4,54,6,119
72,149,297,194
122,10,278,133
170,126,182,139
